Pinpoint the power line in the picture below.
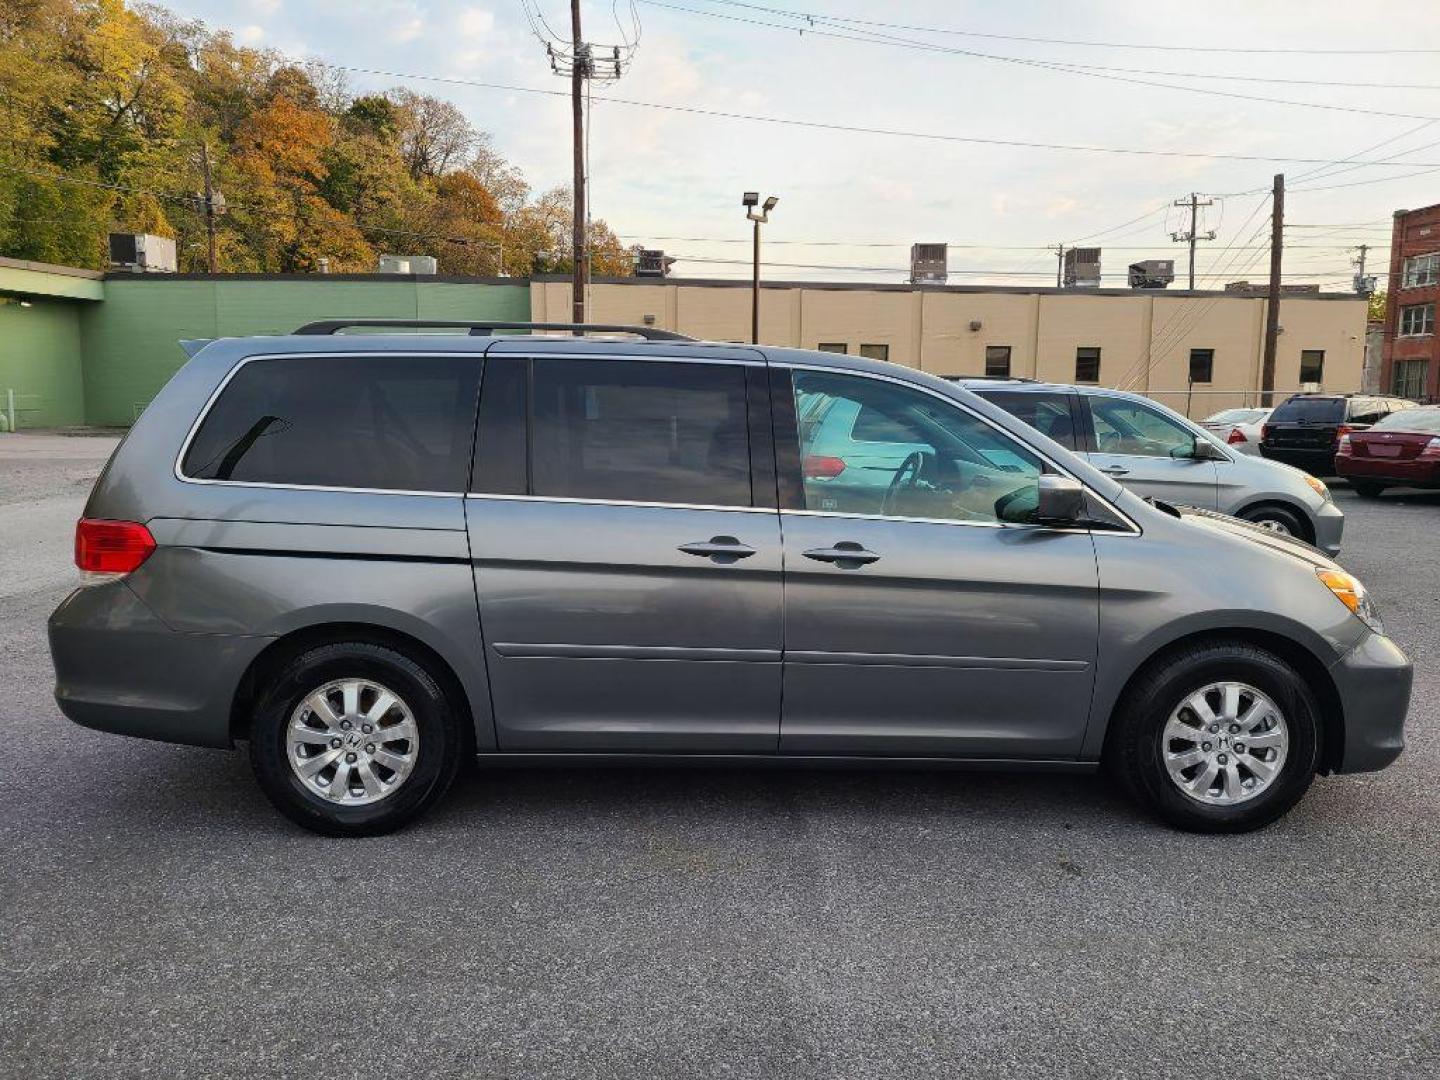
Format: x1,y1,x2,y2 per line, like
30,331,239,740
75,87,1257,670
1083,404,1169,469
641,1,1440,122
288,59,1440,168
692,0,1440,55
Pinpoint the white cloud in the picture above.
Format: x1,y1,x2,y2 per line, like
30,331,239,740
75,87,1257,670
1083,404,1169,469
236,23,265,44
394,16,425,42
457,6,495,37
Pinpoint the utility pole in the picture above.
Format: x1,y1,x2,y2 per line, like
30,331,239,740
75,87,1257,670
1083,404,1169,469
569,0,586,326
1171,192,1216,291
1352,244,1375,295
1261,174,1285,406
200,142,218,274
1054,244,1065,287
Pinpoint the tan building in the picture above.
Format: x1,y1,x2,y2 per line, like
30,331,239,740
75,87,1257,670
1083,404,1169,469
533,277,1369,418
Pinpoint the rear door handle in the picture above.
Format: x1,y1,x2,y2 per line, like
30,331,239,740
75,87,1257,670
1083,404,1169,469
802,542,880,566
678,536,757,562
1100,466,1130,477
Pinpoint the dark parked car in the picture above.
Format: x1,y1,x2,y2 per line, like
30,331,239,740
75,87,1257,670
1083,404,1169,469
1335,405,1440,496
49,322,1412,837
1259,393,1419,476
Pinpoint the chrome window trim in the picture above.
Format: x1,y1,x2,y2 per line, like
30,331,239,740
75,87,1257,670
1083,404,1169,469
174,351,483,496
466,493,774,514
778,362,1141,535
483,346,766,366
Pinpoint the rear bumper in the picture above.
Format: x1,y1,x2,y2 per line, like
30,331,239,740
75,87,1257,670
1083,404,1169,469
1328,631,1412,774
48,581,268,749
1260,445,1335,476
1335,457,1440,486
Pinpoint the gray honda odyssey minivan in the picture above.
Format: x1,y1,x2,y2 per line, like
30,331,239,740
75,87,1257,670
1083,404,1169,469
49,321,1412,836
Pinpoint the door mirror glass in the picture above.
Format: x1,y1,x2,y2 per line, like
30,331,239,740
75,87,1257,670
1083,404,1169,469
1169,436,1226,461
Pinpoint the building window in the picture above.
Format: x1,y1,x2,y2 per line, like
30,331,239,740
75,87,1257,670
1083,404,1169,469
1075,347,1101,383
1399,303,1436,337
1402,252,1440,288
1393,359,1428,400
817,343,848,354
1188,348,1215,384
858,343,889,362
1300,350,1325,384
984,345,1012,378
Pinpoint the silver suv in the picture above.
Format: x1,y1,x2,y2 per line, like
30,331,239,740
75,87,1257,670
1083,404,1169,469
954,379,1344,553
49,322,1409,836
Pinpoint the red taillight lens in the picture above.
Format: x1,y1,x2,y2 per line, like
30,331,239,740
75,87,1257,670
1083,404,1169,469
1226,426,1247,444
1260,424,1272,442
1421,437,1440,460
1336,434,1353,456
1334,424,1353,445
75,519,155,574
802,454,847,479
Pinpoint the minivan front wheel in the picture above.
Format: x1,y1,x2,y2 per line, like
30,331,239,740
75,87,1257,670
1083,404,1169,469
249,642,463,836
1108,641,1320,833
1239,505,1306,539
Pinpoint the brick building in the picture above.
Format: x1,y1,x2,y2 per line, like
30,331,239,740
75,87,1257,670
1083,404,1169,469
1382,202,1440,400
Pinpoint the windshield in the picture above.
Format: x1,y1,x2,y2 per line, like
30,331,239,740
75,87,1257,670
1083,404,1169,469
1372,408,1440,434
1203,408,1265,424
1270,397,1344,424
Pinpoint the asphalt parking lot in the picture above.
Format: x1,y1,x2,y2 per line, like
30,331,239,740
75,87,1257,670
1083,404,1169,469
1,433,1437,1080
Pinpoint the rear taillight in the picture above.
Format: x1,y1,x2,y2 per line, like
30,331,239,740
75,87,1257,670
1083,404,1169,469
1421,437,1440,460
1334,424,1353,445
1336,434,1353,456
1260,424,1272,442
802,454,847,479
1226,426,1248,445
75,519,155,575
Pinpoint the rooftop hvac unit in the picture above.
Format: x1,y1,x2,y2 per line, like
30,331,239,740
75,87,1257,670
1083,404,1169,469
108,233,177,274
1128,259,1175,289
378,254,438,275
910,243,948,285
1063,247,1101,288
635,249,676,277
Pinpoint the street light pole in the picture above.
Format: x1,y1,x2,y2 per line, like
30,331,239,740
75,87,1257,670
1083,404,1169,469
743,192,778,344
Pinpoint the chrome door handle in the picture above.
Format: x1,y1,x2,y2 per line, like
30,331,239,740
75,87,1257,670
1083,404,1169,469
678,536,757,562
1100,466,1130,477
802,542,880,566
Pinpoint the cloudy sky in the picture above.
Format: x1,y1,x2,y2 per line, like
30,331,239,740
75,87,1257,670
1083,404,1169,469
161,0,1440,287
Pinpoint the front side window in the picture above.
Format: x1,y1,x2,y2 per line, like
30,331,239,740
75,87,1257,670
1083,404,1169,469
1188,348,1215,384
528,358,752,507
1075,347,1101,384
1399,303,1436,337
1300,350,1325,384
980,390,1079,450
182,354,480,492
1402,253,1440,288
984,345,1012,378
1087,395,1199,459
791,370,1044,525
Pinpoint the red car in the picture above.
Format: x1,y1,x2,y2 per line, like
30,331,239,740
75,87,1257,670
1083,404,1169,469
1335,405,1440,497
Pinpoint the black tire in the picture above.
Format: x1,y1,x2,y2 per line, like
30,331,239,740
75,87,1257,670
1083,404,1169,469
1106,640,1320,833
1351,482,1385,499
248,642,464,836
1239,504,1307,540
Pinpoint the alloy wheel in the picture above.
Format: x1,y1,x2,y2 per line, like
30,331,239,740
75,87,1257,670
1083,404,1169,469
286,678,419,805
1161,681,1289,806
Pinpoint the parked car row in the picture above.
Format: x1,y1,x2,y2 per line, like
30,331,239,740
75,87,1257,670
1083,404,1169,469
1199,407,1271,455
50,323,1410,839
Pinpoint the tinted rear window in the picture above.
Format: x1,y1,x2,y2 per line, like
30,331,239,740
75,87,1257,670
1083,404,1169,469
1270,397,1344,424
977,391,1079,450
182,355,480,491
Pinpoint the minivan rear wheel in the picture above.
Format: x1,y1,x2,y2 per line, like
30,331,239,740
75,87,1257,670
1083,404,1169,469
1107,641,1320,833
248,642,463,836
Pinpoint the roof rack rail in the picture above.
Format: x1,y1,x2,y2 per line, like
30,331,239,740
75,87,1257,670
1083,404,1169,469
942,374,1040,383
292,319,696,341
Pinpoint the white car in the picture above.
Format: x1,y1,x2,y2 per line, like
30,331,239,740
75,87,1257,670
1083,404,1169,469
1201,407,1273,456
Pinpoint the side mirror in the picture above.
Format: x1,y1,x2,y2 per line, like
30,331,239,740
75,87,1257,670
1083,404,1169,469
1171,437,1227,461
1036,474,1085,524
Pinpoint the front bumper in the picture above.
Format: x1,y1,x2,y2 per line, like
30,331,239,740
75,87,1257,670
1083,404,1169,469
1328,631,1412,773
1311,498,1345,557
49,581,268,749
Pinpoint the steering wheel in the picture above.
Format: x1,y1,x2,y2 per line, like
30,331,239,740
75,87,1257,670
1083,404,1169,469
882,450,931,516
